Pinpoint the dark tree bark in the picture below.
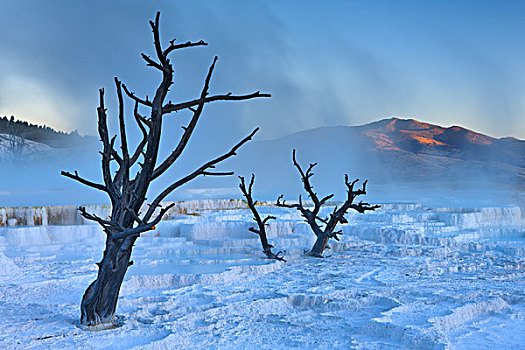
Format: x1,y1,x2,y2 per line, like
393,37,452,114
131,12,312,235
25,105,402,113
239,175,285,262
277,149,379,257
61,12,270,327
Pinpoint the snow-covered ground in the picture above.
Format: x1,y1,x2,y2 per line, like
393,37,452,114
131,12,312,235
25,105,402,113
0,202,524,349
0,133,53,162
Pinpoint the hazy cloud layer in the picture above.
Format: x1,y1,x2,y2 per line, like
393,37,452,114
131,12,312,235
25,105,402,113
0,0,523,144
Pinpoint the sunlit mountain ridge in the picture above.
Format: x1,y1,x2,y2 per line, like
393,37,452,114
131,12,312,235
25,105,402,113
226,118,524,204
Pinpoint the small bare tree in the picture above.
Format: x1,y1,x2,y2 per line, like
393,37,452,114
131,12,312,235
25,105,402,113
277,149,380,257
61,12,270,327
239,175,285,262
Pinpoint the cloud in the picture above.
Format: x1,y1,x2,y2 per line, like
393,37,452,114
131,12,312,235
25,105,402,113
0,71,87,132
0,0,523,141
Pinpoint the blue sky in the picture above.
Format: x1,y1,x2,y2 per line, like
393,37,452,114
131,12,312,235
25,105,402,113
0,0,523,140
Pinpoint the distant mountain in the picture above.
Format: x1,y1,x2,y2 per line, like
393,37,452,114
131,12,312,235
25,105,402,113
0,116,99,164
227,118,524,203
0,116,96,149
355,118,524,169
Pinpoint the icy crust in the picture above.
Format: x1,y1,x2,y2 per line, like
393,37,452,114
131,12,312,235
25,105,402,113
0,224,104,246
435,207,523,228
0,203,524,349
0,250,19,274
122,263,281,293
178,220,308,241
428,298,510,334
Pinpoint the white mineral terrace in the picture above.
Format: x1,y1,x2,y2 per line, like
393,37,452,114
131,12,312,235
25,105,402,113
0,201,523,349
0,199,247,226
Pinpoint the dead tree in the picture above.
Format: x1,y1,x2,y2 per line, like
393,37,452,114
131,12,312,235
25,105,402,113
239,175,285,262
61,12,270,327
277,149,379,257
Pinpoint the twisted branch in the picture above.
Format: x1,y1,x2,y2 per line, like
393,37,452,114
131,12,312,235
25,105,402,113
240,175,285,262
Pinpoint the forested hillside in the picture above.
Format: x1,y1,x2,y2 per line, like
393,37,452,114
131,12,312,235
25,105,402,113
0,116,93,148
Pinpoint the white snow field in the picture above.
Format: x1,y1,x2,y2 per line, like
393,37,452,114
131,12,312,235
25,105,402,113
0,201,524,349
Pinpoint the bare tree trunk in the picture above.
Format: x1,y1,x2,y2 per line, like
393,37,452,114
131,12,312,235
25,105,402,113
309,234,329,257
239,175,285,261
80,239,132,326
62,11,269,327
277,149,380,257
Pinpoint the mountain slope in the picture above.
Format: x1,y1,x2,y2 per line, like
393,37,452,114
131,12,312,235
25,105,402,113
356,118,524,168
0,133,53,162
0,116,96,149
227,118,524,203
